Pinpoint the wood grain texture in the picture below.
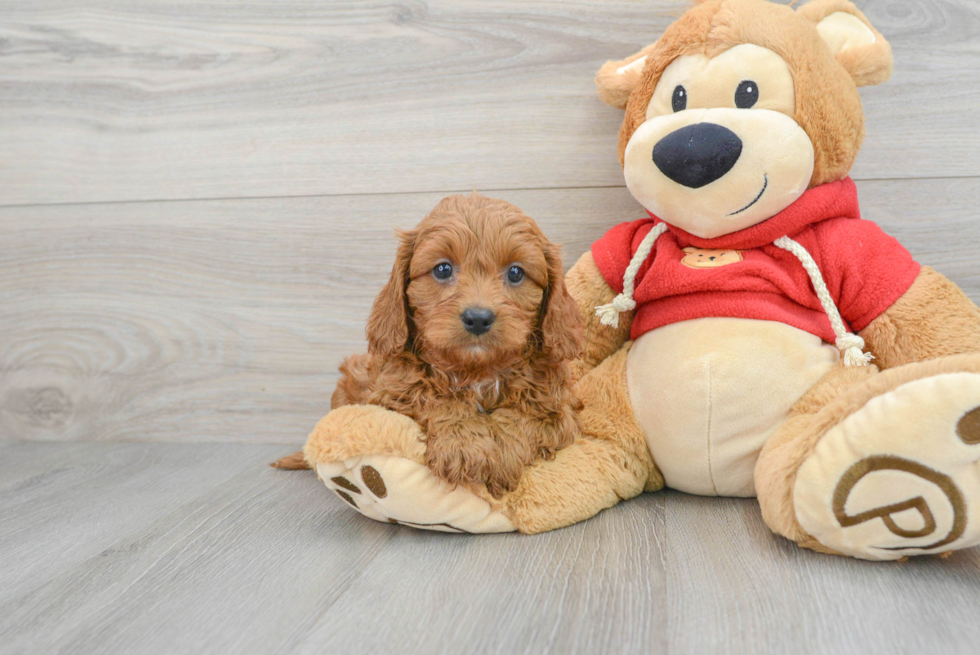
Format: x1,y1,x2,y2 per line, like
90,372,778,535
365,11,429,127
1,0,978,206
292,493,667,655
663,492,980,655
2,179,978,444
0,441,286,600
3,2,980,652
0,442,667,655
2,442,979,655
0,445,396,655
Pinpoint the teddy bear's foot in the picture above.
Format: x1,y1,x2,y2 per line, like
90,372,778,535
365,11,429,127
315,455,515,533
304,404,515,534
794,372,980,560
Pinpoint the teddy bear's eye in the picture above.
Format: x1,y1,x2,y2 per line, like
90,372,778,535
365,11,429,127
671,85,687,112
735,80,759,109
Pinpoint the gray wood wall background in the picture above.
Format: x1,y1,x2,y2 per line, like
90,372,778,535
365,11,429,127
4,3,980,654
2,0,979,447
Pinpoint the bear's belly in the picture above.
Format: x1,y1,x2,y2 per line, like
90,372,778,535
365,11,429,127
626,317,839,497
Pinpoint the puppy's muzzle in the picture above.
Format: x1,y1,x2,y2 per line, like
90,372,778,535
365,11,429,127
461,307,495,336
652,122,742,188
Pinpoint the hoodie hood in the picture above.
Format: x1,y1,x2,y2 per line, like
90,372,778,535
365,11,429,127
650,177,860,251
591,173,918,352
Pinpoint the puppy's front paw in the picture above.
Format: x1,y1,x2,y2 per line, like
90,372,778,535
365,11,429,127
424,432,526,499
315,455,516,533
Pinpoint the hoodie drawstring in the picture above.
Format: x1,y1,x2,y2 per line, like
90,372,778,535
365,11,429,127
773,235,873,366
594,225,874,367
595,222,668,329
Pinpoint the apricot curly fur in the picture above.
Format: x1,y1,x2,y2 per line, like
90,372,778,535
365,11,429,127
307,194,582,499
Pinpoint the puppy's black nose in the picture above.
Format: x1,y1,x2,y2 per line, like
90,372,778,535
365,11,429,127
652,123,742,188
461,307,495,336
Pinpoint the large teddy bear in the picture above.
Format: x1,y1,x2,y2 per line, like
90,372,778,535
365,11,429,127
304,0,980,560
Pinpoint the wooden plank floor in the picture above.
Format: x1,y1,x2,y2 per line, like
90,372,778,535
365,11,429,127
3,0,980,652
2,441,980,655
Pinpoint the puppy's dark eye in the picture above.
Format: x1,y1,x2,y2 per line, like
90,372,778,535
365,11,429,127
671,85,687,112
735,80,758,109
433,262,453,280
506,265,525,285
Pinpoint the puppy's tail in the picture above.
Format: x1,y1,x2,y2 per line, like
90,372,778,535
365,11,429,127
270,450,311,470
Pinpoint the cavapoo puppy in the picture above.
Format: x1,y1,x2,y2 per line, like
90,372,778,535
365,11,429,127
274,193,584,498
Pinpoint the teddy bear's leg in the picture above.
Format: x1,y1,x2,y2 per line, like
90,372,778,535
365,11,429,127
758,266,980,558
304,404,516,533
756,353,980,560
304,346,658,535
506,345,663,533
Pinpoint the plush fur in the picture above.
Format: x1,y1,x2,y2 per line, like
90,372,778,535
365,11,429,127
753,267,980,545
279,194,584,499
599,0,890,188
304,404,427,467
859,266,980,370
507,346,662,533
300,0,980,561
797,0,893,88
587,0,980,558
757,353,980,550
564,251,633,382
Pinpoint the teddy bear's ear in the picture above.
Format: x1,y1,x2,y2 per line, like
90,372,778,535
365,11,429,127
595,47,655,110
798,0,893,87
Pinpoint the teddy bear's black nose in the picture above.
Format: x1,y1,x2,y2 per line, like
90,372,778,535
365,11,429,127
461,307,495,336
652,123,742,188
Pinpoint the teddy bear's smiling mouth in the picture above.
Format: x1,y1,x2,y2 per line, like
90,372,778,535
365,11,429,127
727,174,768,216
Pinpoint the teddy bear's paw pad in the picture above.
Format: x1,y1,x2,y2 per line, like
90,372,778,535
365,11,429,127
314,454,515,534
794,372,980,560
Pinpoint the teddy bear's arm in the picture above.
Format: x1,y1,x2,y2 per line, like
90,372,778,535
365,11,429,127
565,251,633,381
859,266,980,369
505,435,652,533
504,347,662,533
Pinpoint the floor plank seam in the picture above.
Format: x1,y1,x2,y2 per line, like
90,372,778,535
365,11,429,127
1,174,976,210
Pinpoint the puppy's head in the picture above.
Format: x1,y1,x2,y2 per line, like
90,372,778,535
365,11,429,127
366,193,582,374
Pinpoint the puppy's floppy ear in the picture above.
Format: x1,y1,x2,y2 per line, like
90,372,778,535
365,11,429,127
540,243,584,362
366,229,416,357
799,0,893,87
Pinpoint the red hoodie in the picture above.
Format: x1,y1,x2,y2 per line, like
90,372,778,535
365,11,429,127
591,178,920,343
